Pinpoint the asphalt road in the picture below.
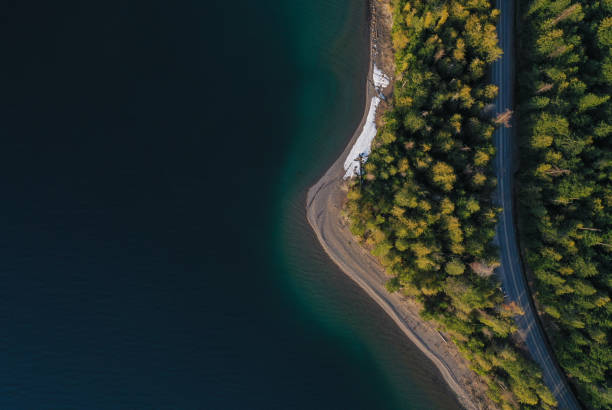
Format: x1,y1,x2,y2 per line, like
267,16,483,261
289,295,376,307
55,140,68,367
493,1,580,409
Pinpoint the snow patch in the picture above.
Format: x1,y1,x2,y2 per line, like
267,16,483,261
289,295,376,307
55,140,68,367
343,65,389,179
343,96,381,178
373,64,389,89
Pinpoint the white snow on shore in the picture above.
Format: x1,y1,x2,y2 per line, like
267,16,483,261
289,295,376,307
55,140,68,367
343,65,389,179
373,64,389,88
343,96,381,178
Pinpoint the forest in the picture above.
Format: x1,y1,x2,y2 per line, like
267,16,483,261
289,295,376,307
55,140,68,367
345,0,557,408
516,0,612,408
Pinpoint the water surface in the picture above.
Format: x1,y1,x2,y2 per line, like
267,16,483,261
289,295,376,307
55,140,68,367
0,0,461,408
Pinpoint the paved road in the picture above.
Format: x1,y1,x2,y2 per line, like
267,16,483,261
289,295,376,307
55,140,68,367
493,1,580,409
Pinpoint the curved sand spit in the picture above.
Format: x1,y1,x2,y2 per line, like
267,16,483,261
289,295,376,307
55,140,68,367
306,63,485,410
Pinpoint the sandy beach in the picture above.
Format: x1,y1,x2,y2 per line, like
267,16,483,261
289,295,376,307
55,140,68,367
306,2,496,409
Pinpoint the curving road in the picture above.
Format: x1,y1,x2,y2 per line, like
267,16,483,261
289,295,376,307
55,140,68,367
492,1,580,409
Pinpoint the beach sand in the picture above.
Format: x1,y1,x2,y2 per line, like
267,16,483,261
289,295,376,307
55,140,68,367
306,1,496,409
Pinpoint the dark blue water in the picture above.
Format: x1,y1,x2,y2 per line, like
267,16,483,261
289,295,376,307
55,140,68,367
0,1,461,408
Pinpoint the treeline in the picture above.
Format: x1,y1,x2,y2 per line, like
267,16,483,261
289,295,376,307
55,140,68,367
516,0,612,408
346,1,555,408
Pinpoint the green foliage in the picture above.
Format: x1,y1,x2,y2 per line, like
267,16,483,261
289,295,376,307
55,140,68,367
598,16,612,47
445,259,465,276
345,1,555,408
431,161,456,191
517,1,612,408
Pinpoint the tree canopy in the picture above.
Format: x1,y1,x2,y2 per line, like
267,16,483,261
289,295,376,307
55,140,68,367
345,1,556,408
517,1,612,408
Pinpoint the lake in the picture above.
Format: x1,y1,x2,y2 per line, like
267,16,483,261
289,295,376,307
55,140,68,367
0,0,461,408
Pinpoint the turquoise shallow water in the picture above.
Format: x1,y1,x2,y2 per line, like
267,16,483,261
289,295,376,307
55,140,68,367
0,0,461,408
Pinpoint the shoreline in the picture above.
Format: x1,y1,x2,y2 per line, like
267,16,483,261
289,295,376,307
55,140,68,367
305,2,493,409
